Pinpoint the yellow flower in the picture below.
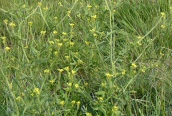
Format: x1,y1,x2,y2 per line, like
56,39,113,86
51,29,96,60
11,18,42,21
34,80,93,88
53,31,58,35
49,41,54,45
1,36,6,44
161,12,166,19
131,63,137,68
9,22,16,27
101,82,106,87
137,35,142,39
28,22,33,27
85,41,90,45
112,106,118,113
40,31,46,35
67,83,72,87
3,19,8,24
105,73,113,79
137,41,142,46
33,87,40,95
60,100,65,106
62,32,67,36
122,70,126,75
75,84,79,89
69,41,75,46
98,97,104,101
58,2,63,6
22,4,26,8
77,59,83,64
16,96,21,101
71,100,76,105
49,79,55,84
54,51,58,55
58,68,64,73
43,7,48,11
69,23,75,28
76,101,80,106
54,17,58,20
71,70,76,75
86,112,92,116
161,25,165,29
64,66,69,71
44,69,50,73
87,4,92,9
57,43,63,47
91,15,97,20
5,47,10,51
113,10,116,13
38,2,42,7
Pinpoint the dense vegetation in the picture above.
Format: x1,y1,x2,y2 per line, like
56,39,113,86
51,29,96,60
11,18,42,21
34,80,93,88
0,0,172,115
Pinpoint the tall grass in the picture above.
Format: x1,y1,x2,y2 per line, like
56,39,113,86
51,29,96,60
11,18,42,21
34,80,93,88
0,0,172,115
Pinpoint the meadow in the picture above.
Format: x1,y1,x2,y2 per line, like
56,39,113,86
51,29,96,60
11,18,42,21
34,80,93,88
0,0,172,115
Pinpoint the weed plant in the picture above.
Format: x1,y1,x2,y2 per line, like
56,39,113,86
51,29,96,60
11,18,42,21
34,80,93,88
0,0,172,116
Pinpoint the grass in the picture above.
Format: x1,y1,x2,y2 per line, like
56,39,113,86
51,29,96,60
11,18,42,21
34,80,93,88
0,0,172,115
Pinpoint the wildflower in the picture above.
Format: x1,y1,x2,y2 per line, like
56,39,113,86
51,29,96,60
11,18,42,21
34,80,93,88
62,32,67,36
76,101,80,106
60,100,65,106
160,52,164,56
28,22,33,27
58,68,64,73
43,7,48,11
53,31,58,35
5,47,10,51
69,41,75,46
161,12,166,19
57,43,63,47
90,28,95,33
105,73,113,79
71,100,76,105
67,83,72,87
44,69,50,73
1,36,6,43
67,10,71,17
54,17,58,20
122,70,126,75
33,87,40,95
98,97,104,101
49,41,54,45
101,82,106,87
9,22,16,27
16,96,21,101
85,41,90,45
64,66,69,71
137,35,142,39
113,10,116,13
91,15,97,20
93,33,97,37
84,82,88,86
58,2,63,6
131,63,137,68
69,23,75,28
3,19,8,24
77,59,83,64
63,38,68,42
87,4,92,9
71,70,76,75
86,112,92,116
22,4,26,8
75,84,79,89
38,2,42,7
112,106,118,113
49,79,55,84
40,31,46,35
137,41,142,46
161,25,165,29
54,51,58,55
